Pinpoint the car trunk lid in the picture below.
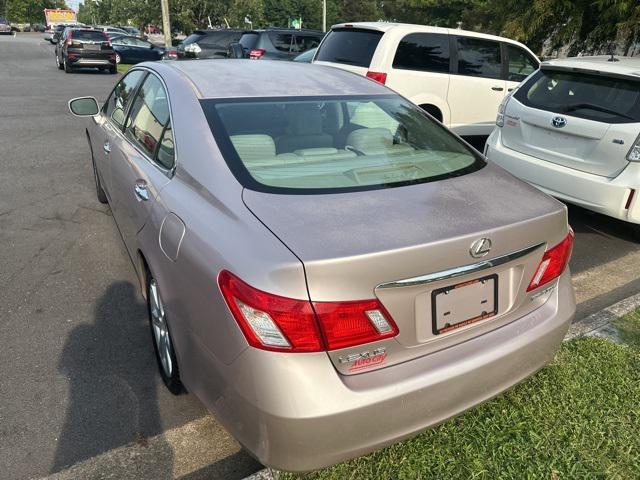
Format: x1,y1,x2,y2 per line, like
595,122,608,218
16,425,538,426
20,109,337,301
503,66,640,178
243,163,569,374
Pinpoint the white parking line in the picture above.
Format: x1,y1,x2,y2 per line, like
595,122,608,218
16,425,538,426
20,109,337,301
41,252,640,479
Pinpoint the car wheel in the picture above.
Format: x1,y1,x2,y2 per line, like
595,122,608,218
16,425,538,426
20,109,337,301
56,54,63,70
115,53,121,64
89,142,108,204
63,57,73,73
148,274,184,394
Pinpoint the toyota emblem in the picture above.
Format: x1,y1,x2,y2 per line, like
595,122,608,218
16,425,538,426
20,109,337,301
551,116,567,128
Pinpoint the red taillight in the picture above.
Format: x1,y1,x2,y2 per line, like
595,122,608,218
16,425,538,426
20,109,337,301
218,270,398,353
366,71,387,85
313,300,398,350
249,48,266,60
527,230,574,292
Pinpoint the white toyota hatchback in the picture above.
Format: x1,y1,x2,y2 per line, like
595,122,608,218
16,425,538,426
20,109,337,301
486,56,640,233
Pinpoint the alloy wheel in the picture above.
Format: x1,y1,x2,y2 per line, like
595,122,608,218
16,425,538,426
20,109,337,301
149,278,173,378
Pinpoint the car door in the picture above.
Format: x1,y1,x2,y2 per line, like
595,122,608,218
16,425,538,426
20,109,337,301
90,69,146,201
108,72,173,255
505,43,539,92
447,35,507,136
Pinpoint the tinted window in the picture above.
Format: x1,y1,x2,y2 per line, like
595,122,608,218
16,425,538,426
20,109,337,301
269,32,293,52
456,37,502,79
514,69,640,124
315,28,383,68
103,70,145,129
182,32,206,45
200,31,241,46
292,34,322,53
200,95,482,194
506,45,538,82
156,125,175,169
125,75,171,161
72,30,107,41
239,33,259,50
393,33,450,73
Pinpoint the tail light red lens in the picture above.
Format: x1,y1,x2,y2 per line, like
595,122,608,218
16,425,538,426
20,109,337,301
218,271,398,353
527,230,574,292
249,48,266,60
366,71,387,85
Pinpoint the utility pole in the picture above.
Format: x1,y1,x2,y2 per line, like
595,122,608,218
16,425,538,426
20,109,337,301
322,0,326,32
160,0,171,47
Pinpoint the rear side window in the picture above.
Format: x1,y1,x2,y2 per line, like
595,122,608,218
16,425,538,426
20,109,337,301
103,70,145,129
456,37,502,79
514,69,640,124
269,32,294,52
315,28,383,68
182,32,206,45
393,33,450,73
125,74,173,167
73,30,108,41
200,31,241,46
506,45,538,82
292,34,322,53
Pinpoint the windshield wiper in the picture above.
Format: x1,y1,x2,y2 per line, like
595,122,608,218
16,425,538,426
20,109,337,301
332,56,362,66
563,103,635,120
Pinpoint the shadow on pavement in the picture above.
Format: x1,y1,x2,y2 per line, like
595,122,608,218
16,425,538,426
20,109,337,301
178,450,263,480
52,281,173,476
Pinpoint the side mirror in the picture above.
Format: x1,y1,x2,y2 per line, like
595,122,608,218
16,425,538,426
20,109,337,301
68,97,99,117
227,42,244,59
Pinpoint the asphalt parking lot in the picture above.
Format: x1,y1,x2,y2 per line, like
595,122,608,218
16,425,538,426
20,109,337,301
1,32,639,480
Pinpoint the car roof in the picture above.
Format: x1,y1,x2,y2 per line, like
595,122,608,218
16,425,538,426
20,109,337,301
330,21,530,47
541,55,640,78
248,28,323,34
192,28,248,35
161,59,390,99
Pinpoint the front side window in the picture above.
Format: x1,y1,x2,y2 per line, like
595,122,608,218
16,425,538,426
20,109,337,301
125,75,173,167
200,95,483,193
514,69,640,124
507,45,538,82
103,70,145,129
393,33,450,74
456,37,502,79
315,28,383,68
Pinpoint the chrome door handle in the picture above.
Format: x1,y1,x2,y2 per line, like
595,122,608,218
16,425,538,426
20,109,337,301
491,86,504,91
134,180,149,201
103,142,111,154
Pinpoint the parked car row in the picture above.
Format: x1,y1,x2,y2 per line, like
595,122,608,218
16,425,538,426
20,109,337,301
0,17,12,35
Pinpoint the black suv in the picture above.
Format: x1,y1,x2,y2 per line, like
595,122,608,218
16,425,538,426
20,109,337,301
55,28,116,73
229,28,324,61
176,29,247,59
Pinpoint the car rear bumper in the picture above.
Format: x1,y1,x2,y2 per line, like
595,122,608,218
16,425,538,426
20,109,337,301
193,270,574,472
486,128,640,223
68,56,115,67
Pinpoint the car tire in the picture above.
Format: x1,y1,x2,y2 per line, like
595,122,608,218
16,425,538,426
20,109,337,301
109,65,117,74
89,141,108,204
63,57,73,73
56,54,63,70
147,272,185,395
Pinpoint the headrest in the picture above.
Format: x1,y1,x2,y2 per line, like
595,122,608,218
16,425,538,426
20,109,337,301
286,105,323,136
346,128,394,152
230,134,276,162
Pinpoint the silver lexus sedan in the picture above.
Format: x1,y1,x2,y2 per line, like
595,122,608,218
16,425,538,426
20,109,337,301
68,60,576,472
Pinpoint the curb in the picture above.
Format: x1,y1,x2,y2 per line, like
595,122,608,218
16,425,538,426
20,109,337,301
242,292,640,480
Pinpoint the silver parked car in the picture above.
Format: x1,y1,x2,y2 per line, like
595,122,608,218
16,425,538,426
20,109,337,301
68,60,575,472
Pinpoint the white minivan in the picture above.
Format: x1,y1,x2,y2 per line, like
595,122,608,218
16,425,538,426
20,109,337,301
313,22,540,137
486,56,640,232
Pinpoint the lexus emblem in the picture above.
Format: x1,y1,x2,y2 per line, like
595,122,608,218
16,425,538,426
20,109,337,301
551,116,567,128
470,238,492,258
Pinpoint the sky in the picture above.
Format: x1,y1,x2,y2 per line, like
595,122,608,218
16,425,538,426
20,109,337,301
67,0,83,13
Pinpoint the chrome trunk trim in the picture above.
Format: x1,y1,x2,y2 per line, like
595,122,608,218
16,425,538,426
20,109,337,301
377,243,545,289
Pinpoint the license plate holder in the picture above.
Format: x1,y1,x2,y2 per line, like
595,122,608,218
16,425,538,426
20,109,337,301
84,44,100,51
431,274,498,335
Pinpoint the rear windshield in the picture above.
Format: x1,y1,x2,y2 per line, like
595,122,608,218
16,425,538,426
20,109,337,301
200,95,483,194
182,31,206,45
514,68,640,124
239,32,259,50
315,28,383,68
72,30,107,41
